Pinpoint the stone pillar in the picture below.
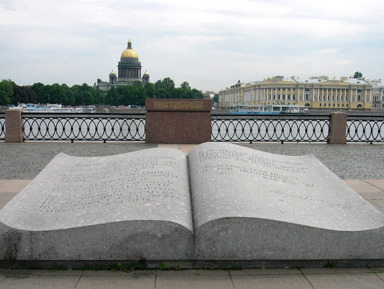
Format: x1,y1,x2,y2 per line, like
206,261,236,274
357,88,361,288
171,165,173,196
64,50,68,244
145,99,212,144
5,110,24,143
328,112,347,144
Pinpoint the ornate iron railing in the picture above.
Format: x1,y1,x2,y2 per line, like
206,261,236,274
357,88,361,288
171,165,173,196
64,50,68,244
1,112,383,143
211,114,330,143
347,115,384,143
22,113,146,142
0,113,5,141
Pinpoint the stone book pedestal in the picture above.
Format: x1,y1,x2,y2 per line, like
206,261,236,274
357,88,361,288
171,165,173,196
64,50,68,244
1,143,384,265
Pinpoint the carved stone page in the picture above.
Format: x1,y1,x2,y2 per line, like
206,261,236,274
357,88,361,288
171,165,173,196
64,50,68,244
0,148,193,261
188,142,384,260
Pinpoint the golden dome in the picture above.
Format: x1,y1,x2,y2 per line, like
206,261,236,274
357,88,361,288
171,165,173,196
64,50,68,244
144,70,149,75
110,69,115,75
121,40,138,59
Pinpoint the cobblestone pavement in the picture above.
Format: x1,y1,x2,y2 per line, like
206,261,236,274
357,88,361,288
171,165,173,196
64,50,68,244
0,142,156,179
239,143,384,180
0,142,383,180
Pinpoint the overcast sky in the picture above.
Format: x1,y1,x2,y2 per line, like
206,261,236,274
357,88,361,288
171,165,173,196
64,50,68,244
1,0,384,92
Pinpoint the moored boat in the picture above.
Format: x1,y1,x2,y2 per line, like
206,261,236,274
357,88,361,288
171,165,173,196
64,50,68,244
229,104,307,115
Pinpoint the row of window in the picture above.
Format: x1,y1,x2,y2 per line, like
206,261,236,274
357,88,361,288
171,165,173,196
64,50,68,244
258,88,363,92
234,95,364,102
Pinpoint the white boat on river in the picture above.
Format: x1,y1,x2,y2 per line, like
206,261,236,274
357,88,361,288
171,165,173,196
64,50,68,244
9,104,75,113
229,104,307,115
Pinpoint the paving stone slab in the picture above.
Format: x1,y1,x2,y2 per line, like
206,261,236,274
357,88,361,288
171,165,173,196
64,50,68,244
76,271,156,289
344,180,383,193
156,270,233,289
305,273,384,289
0,180,31,193
231,274,312,289
365,179,384,190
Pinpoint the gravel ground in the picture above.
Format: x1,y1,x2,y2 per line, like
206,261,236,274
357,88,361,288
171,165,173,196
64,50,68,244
0,142,383,180
0,142,156,179
239,143,384,180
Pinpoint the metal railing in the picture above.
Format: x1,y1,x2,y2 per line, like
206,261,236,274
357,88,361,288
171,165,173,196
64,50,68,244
347,115,384,143
22,113,146,142
0,113,5,141
211,114,330,143
1,112,383,143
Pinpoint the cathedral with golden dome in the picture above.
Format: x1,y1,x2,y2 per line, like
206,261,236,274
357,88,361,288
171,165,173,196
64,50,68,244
95,40,150,92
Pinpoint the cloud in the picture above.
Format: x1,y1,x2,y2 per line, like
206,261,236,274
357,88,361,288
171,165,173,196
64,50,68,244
0,0,384,91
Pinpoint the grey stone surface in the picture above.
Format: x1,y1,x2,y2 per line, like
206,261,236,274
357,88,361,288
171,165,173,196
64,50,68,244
0,148,193,260
188,142,384,260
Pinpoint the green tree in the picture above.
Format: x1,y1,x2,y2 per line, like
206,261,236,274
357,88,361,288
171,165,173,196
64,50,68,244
353,71,363,78
144,82,155,99
162,77,175,92
92,88,104,105
49,83,66,104
154,77,175,98
0,80,13,105
155,88,168,99
71,85,82,105
31,82,49,103
80,83,95,105
106,86,119,106
11,83,37,104
171,88,184,99
190,88,203,99
212,93,219,106
131,81,146,106
117,85,133,105
180,81,191,91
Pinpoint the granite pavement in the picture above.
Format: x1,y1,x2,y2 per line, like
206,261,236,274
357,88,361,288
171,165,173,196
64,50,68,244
0,142,383,180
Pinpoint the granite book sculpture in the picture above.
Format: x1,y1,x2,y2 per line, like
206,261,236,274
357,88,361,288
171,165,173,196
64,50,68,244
1,142,384,262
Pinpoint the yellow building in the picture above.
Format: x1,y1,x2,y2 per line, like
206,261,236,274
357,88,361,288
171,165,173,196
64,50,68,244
219,76,373,110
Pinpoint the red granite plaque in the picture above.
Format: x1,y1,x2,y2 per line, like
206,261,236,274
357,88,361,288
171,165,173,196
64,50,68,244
145,99,212,144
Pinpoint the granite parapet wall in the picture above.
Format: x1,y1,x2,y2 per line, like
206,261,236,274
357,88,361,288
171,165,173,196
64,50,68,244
145,99,212,144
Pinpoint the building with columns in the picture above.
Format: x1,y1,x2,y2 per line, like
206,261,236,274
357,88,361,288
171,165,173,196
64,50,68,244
95,40,150,92
370,79,384,112
219,76,373,110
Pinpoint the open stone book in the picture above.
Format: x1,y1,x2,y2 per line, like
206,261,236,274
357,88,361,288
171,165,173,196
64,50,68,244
1,142,384,263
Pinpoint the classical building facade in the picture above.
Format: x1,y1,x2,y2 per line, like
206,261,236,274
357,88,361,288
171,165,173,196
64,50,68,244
370,79,384,111
95,40,150,92
219,76,373,110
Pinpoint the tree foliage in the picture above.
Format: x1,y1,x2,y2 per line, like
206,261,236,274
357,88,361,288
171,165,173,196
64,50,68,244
212,93,219,106
0,80,14,105
353,71,363,78
1,77,203,107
